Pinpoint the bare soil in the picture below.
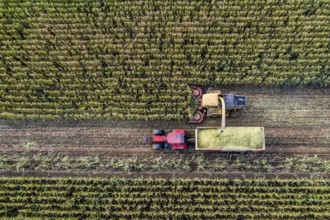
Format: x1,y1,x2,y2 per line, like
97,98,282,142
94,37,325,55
0,86,329,178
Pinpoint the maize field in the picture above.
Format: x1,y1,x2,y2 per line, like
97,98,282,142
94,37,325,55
0,1,329,218
0,177,329,219
0,0,329,120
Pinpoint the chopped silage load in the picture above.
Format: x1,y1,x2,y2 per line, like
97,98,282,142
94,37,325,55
197,127,264,150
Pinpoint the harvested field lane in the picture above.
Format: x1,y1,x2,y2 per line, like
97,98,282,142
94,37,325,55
0,87,328,155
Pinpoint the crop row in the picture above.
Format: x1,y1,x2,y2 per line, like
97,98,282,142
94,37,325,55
0,177,329,218
0,153,329,173
2,195,329,207
2,183,330,193
0,0,329,119
1,191,329,201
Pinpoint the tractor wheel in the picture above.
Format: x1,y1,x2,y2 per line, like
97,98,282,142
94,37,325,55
153,129,164,135
152,143,163,150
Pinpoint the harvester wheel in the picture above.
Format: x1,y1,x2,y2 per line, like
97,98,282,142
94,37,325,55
193,112,201,120
230,109,243,118
153,129,164,135
152,143,163,150
193,111,204,123
192,86,202,98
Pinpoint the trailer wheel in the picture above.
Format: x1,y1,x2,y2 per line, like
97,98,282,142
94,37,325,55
152,143,163,150
153,129,164,135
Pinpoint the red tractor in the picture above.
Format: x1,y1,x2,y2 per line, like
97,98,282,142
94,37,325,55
144,129,190,150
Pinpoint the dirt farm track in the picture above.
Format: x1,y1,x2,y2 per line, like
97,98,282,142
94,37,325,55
0,86,329,178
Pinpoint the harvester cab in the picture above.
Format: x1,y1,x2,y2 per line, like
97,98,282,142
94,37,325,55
189,86,247,123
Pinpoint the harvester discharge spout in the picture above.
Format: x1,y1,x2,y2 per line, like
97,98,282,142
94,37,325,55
219,96,225,133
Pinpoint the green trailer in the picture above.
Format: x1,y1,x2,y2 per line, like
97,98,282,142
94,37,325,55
195,126,265,151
